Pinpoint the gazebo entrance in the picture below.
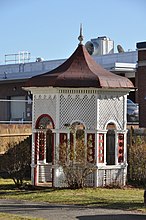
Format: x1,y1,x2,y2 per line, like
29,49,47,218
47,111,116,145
34,114,54,185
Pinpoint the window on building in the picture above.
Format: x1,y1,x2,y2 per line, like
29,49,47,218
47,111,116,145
10,96,26,120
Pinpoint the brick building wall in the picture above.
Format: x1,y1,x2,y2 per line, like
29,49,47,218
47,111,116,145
136,42,146,127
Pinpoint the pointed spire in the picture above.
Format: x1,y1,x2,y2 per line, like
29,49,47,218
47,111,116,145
78,23,84,45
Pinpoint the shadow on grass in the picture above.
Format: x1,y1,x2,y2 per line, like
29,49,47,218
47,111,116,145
0,180,55,197
84,201,145,212
76,214,146,220
0,184,16,190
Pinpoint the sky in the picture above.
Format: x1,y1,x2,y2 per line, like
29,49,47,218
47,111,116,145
0,0,146,64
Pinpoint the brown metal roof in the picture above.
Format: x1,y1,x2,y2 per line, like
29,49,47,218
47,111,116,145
26,44,134,89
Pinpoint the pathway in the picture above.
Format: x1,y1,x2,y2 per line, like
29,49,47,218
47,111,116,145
0,199,146,220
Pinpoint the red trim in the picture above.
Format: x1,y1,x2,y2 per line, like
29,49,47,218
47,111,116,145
98,133,104,163
118,134,124,163
87,133,95,163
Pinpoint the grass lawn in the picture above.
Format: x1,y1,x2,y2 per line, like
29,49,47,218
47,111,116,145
0,213,43,220
0,178,146,213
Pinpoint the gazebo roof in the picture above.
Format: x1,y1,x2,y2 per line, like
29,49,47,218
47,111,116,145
26,39,134,89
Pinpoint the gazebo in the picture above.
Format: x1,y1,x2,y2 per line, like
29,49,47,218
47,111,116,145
24,29,134,187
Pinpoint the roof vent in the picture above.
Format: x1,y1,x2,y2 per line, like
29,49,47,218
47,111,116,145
117,45,125,53
36,57,44,62
85,36,114,56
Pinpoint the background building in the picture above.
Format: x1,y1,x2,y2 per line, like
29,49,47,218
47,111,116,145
136,42,146,127
0,36,137,124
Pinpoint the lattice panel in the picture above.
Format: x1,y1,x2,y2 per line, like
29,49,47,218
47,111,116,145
98,169,105,186
85,173,94,187
59,94,96,129
98,98,124,130
105,169,124,186
34,95,56,127
98,168,124,187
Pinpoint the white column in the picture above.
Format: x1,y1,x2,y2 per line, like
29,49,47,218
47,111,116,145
124,130,128,185
44,131,46,163
115,130,119,165
35,131,40,185
67,131,70,163
103,131,107,165
31,94,37,186
94,130,98,187
31,131,35,185
54,93,60,187
123,95,127,130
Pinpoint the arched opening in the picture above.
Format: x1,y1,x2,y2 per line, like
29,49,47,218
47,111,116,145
35,114,54,163
71,121,85,142
36,114,54,129
106,123,116,165
34,114,55,185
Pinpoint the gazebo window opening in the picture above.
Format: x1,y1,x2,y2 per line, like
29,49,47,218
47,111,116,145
59,133,68,163
75,126,85,162
70,122,85,162
61,122,85,163
46,129,53,163
106,123,116,165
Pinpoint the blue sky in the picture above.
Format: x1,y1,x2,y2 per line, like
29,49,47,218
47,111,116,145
0,0,146,63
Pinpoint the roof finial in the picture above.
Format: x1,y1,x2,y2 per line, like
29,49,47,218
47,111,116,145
78,23,84,45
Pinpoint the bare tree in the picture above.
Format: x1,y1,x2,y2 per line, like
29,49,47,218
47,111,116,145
128,133,146,186
58,125,96,189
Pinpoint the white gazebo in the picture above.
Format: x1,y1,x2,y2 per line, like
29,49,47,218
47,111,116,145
24,30,134,187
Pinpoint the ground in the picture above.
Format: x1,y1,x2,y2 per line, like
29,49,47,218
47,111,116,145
0,199,146,220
